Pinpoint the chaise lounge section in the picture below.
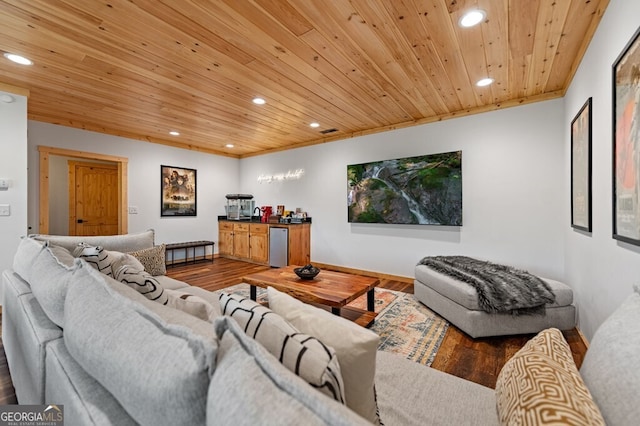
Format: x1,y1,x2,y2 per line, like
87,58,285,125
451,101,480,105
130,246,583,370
414,261,576,338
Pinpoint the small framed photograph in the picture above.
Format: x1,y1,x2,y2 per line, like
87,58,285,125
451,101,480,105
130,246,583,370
161,165,197,217
571,97,592,232
612,26,640,244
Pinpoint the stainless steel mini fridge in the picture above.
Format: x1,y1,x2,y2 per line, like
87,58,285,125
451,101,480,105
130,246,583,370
269,227,288,267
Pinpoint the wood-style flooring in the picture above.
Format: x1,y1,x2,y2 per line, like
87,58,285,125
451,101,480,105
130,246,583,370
167,257,588,389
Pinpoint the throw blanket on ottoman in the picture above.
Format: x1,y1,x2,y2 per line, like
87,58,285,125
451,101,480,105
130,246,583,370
417,256,555,315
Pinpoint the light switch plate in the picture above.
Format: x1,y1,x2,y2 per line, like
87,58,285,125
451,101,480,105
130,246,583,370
0,179,8,190
0,204,10,216
128,206,138,214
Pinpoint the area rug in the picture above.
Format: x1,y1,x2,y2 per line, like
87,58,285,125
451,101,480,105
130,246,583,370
214,284,449,366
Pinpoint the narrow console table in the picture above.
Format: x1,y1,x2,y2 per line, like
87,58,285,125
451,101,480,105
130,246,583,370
165,241,215,267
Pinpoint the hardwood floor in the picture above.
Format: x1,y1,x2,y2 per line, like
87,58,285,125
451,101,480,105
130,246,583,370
167,258,588,389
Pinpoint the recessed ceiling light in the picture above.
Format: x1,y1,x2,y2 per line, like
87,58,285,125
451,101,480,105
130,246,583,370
459,10,486,28
252,97,266,105
476,78,494,87
3,53,33,65
169,131,180,136
310,122,320,128
226,144,234,148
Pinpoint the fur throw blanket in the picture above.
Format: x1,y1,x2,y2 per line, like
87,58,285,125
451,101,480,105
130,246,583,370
417,256,555,315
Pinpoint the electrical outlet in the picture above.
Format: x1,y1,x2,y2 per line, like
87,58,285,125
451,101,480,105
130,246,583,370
0,204,10,216
128,206,138,214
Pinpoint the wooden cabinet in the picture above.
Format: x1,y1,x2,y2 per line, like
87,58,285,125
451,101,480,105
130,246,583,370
218,221,250,258
233,223,250,258
249,223,269,264
218,220,310,266
289,223,311,265
218,221,234,256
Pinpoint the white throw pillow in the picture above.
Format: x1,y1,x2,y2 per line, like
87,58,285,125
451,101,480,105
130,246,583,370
267,287,381,424
110,252,145,275
219,292,346,404
165,289,218,322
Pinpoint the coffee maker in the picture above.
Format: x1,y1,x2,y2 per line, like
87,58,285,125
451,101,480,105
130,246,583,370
260,206,273,223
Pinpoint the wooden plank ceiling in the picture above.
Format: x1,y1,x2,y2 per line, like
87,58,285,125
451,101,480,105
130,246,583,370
0,0,608,158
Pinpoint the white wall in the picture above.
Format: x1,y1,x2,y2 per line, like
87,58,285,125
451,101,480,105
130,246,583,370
27,122,240,248
240,99,566,281
0,90,28,303
564,0,640,340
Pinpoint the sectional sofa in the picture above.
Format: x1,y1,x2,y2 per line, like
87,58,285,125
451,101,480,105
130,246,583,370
2,230,638,425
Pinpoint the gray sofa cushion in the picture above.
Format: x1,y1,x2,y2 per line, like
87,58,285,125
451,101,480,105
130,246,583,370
63,264,217,425
375,351,497,425
580,288,640,425
104,275,217,341
12,237,46,284
30,229,155,253
154,274,190,290
414,264,573,310
208,317,369,426
28,243,82,327
2,270,63,404
45,339,138,426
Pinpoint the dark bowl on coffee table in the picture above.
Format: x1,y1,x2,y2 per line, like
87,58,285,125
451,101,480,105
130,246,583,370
294,266,320,280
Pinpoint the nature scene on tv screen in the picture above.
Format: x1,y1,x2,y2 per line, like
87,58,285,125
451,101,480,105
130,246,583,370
347,150,462,225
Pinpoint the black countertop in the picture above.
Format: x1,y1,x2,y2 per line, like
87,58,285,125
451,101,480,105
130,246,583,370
217,216,311,224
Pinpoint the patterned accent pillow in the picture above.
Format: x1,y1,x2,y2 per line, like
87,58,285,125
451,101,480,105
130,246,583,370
495,328,605,426
113,264,168,305
165,289,218,322
73,243,118,277
128,244,166,276
219,292,346,404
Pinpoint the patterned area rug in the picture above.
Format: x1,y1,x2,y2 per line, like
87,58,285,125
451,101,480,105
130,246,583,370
215,284,449,366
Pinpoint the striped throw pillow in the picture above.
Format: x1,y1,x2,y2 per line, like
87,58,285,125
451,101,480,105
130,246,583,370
219,292,346,404
73,243,117,277
495,328,605,425
113,264,168,305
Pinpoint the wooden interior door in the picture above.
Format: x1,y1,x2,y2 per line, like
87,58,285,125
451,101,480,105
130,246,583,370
69,161,119,236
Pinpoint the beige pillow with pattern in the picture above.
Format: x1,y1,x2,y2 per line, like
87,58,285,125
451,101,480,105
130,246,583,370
128,244,166,276
495,328,604,425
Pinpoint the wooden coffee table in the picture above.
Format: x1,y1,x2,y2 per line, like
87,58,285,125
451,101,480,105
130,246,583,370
242,266,380,327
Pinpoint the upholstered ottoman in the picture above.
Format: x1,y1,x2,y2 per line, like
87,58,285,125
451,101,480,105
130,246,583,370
414,264,576,338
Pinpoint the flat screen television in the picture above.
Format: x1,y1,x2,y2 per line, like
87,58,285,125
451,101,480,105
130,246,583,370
347,150,462,225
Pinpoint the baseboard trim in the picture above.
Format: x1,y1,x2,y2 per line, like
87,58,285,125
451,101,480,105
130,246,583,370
311,262,413,284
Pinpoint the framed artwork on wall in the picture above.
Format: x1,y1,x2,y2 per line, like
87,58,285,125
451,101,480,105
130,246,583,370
612,26,640,245
161,165,197,217
571,97,592,232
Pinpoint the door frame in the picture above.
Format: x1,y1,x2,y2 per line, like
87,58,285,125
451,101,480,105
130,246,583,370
38,146,128,235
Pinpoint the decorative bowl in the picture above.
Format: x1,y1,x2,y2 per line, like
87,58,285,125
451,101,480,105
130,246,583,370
294,265,320,280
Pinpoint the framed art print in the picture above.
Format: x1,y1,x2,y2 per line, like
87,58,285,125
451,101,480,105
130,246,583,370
161,165,197,216
613,26,640,245
571,97,592,232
